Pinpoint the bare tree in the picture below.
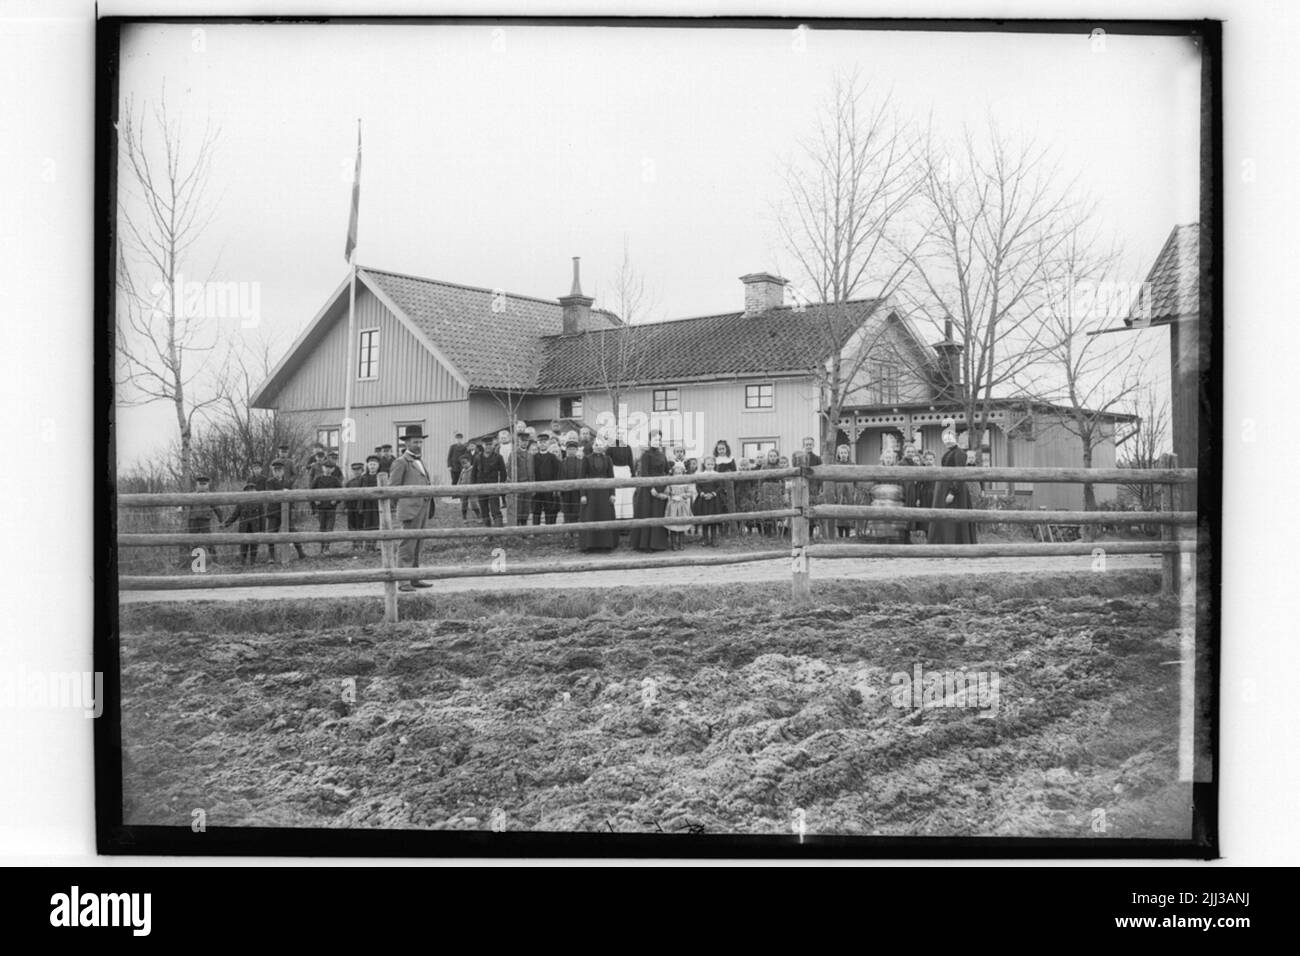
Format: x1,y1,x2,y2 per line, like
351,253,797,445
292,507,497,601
903,122,1079,450
1118,385,1171,518
774,73,930,454
584,236,654,442
114,86,225,486
1035,223,1152,511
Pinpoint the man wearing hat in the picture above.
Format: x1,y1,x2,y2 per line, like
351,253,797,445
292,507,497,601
268,442,297,486
310,452,345,554
179,475,224,569
557,438,585,530
446,432,468,487
222,481,266,566
387,426,435,588
358,455,381,549
263,459,307,562
473,435,508,527
377,443,395,475
343,460,367,552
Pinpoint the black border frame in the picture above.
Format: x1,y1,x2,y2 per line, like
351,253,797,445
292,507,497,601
96,14,1222,859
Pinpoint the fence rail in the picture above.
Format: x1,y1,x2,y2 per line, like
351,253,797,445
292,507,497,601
117,463,1198,619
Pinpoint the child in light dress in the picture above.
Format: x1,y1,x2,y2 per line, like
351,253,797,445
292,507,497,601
663,460,696,550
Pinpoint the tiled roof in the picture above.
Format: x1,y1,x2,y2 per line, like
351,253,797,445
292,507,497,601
536,298,888,391
1125,223,1201,326
361,267,620,390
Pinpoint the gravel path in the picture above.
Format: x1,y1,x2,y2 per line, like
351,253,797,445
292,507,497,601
119,552,1159,603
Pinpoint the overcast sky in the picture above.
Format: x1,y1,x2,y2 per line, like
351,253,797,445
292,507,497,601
114,21,1200,466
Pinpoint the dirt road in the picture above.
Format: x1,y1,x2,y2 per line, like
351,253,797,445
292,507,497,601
120,552,1159,604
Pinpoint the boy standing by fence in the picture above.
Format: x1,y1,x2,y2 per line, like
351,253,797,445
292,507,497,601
344,461,366,552
222,481,265,566
178,475,224,569
311,453,345,555
263,459,307,562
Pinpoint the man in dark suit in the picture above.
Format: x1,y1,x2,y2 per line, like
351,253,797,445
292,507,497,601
474,436,508,527
446,432,468,486
387,427,434,590
263,460,307,562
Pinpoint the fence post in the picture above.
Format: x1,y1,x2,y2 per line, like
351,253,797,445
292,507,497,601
1159,452,1178,597
376,474,399,624
790,472,811,603
279,501,291,567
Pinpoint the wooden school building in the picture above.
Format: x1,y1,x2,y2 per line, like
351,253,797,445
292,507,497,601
251,260,1135,511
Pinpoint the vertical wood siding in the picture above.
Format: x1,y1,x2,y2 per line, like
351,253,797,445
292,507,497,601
273,285,466,411
575,378,820,459
282,400,471,479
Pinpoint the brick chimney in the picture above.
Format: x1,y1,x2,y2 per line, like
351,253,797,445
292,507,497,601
559,257,594,334
740,272,787,315
933,315,965,400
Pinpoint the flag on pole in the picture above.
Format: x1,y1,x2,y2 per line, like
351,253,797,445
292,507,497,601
344,122,361,262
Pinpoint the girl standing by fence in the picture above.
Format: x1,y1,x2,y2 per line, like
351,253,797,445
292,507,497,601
664,461,695,551
712,440,735,536
692,456,724,547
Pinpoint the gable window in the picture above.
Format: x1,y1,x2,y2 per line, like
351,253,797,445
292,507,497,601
560,395,584,419
869,361,900,404
652,388,679,413
744,383,774,409
395,422,425,454
357,328,379,380
316,427,341,456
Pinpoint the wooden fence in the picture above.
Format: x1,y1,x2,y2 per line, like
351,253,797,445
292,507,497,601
117,463,1198,621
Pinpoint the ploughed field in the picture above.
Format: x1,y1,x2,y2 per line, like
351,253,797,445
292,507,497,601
118,571,1191,838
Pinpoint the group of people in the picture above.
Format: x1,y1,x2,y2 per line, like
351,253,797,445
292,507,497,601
430,420,983,555
441,423,626,548
177,418,983,575
177,440,402,567
617,427,980,552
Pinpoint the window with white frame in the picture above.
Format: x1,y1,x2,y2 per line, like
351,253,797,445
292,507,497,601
560,395,583,419
740,439,778,460
316,427,341,456
652,388,679,412
744,383,774,409
357,328,379,379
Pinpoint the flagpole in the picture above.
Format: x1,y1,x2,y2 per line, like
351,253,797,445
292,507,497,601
343,258,358,467
342,119,361,470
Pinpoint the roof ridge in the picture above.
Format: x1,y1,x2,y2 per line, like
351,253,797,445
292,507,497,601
537,296,887,342
360,265,564,309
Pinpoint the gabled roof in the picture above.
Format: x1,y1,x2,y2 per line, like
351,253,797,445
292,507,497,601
250,266,622,404
1125,222,1201,327
536,297,892,391
362,267,620,390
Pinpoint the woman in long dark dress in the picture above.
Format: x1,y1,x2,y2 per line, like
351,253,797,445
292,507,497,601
628,431,670,552
579,438,618,551
927,425,978,545
711,440,736,536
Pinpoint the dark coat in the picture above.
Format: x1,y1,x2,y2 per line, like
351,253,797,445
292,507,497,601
629,447,669,551
927,446,978,545
311,468,344,511
475,451,507,485
580,453,618,550
222,501,264,533
357,472,380,529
